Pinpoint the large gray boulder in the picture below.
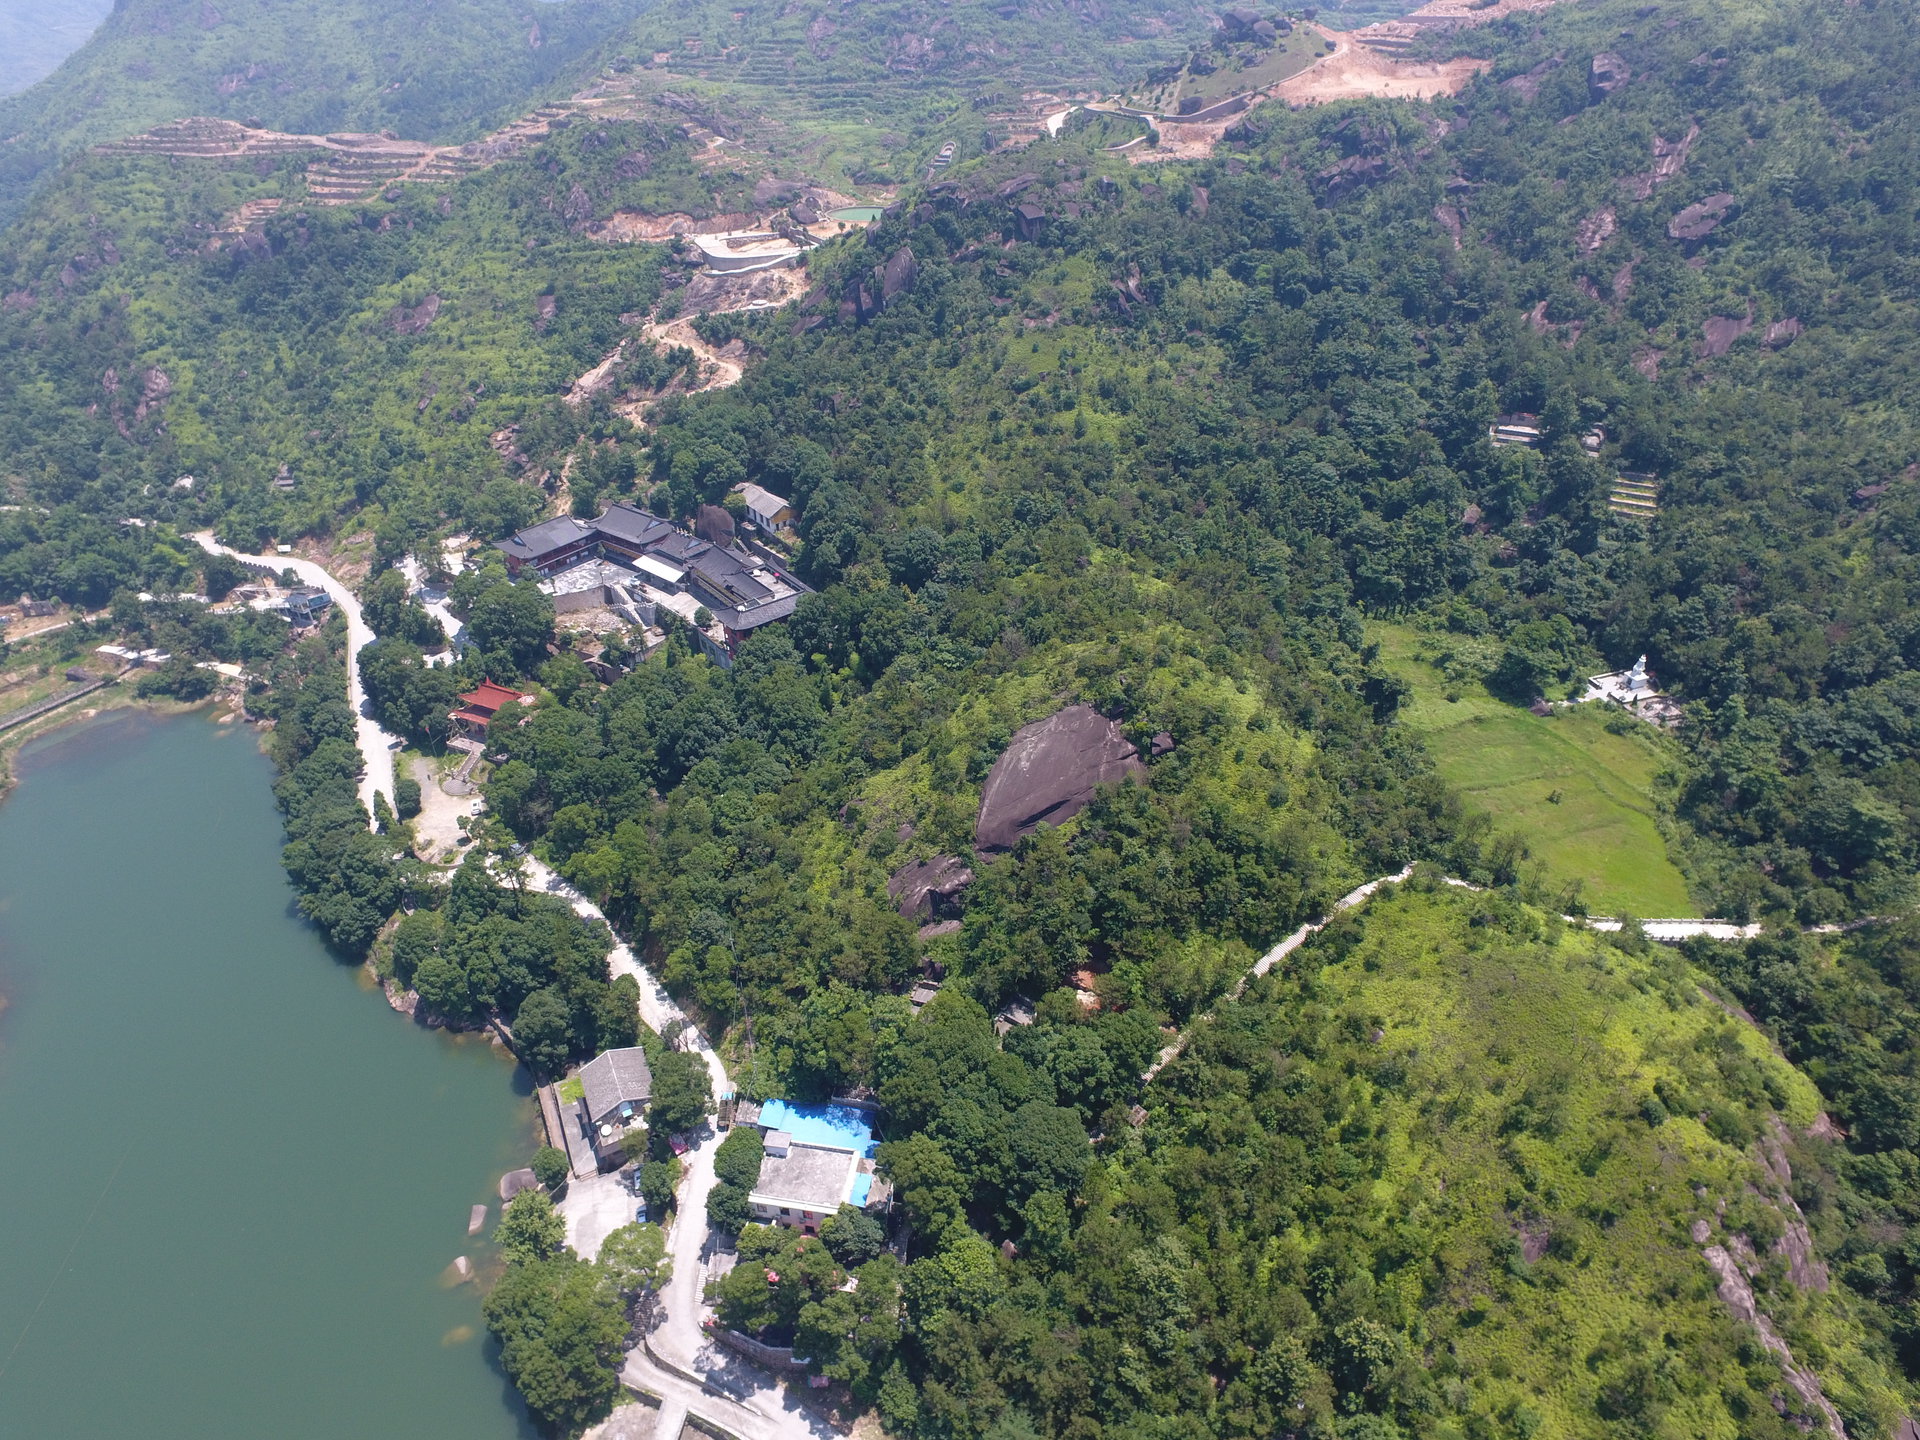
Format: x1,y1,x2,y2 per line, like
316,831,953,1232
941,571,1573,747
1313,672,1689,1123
1588,51,1631,102
887,855,975,919
1669,192,1736,241
878,245,918,304
975,705,1145,853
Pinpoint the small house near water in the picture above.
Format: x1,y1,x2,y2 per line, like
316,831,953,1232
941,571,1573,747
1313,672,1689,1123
578,1046,653,1170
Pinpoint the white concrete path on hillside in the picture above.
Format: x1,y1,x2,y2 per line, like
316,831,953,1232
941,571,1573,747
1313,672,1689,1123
522,855,723,1079
1143,865,1417,1082
1142,866,1765,1083
397,554,467,656
190,533,397,824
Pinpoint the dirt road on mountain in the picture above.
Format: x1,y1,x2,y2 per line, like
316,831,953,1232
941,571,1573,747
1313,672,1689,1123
655,316,745,389
566,254,813,422
1124,22,1497,163
600,265,807,423
564,315,745,421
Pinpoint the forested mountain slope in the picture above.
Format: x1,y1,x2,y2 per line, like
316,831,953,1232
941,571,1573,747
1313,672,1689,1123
632,0,1920,926
0,0,1215,228
0,134,700,563
948,879,1909,1439
7,0,1920,1432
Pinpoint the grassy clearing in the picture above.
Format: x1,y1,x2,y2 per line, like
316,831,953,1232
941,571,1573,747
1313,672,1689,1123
1373,622,1698,917
1124,29,1328,111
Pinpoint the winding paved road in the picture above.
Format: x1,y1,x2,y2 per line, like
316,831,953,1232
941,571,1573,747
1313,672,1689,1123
190,533,398,824
220,542,772,1431
520,856,830,1440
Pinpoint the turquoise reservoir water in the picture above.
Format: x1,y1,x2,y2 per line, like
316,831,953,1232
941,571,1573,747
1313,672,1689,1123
0,710,537,1438
827,206,884,224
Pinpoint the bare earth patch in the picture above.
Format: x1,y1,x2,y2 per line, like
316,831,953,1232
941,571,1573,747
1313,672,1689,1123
1402,0,1562,20
1125,0,1572,166
586,210,760,243
293,530,374,589
1275,31,1490,106
1125,20,1504,164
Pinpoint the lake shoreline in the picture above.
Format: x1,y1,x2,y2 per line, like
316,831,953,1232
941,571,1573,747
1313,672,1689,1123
0,707,542,1437
0,688,248,802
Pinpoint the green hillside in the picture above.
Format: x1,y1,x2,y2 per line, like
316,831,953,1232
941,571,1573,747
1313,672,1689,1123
0,0,656,227
1120,880,1910,1438
0,138,699,566
1373,623,1697,917
0,0,1221,229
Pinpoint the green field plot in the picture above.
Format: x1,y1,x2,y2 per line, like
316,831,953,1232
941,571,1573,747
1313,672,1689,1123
1374,624,1698,918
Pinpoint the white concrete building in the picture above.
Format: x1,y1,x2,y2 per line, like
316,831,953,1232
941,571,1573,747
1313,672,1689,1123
746,1134,864,1235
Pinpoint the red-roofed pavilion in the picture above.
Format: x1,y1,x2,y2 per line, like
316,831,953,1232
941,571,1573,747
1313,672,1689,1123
448,680,534,736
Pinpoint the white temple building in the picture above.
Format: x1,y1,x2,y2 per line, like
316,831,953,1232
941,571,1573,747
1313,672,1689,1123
1580,654,1682,725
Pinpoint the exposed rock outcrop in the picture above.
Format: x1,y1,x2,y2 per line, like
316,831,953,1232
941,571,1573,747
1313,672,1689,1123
1588,51,1631,101
695,504,735,544
817,244,921,326
388,294,441,334
1317,153,1392,196
1759,1117,1832,1292
678,265,798,317
975,705,1145,853
134,367,172,422
887,854,976,920
1110,263,1151,316
753,177,805,206
1669,192,1736,241
1700,309,1752,357
1702,1246,1847,1437
1619,124,1700,200
878,245,919,304
1502,52,1563,101
1575,206,1617,253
